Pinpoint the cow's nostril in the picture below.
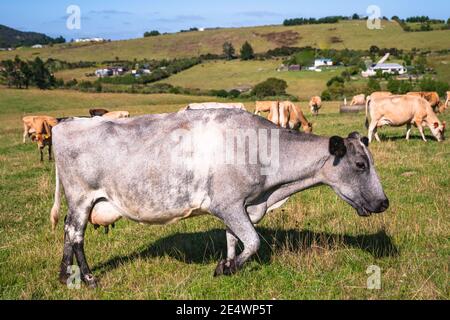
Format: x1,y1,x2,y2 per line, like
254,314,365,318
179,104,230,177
380,199,389,211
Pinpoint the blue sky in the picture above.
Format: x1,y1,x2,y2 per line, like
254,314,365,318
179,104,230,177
1,0,449,40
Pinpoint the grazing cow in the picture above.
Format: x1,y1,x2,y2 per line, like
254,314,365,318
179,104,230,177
22,116,58,161
309,96,322,116
102,111,130,119
445,92,450,112
50,110,388,287
255,101,278,115
365,95,446,143
369,92,392,100
350,94,366,106
183,103,247,112
267,102,290,128
281,101,313,133
407,92,442,113
89,109,109,117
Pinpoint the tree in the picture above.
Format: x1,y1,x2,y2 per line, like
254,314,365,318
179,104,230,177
352,13,360,20
251,78,287,98
223,42,236,60
240,41,255,60
447,18,450,25
144,30,160,37
31,57,54,89
366,78,381,95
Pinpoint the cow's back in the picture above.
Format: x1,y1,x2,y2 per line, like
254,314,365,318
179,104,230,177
369,95,429,126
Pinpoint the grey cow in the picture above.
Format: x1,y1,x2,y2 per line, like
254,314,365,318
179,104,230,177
50,109,389,287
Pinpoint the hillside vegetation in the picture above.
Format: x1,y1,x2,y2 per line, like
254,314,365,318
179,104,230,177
0,25,64,48
1,20,450,62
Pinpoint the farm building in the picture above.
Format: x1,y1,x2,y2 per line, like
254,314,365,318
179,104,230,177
362,63,407,77
314,58,333,68
31,44,43,48
288,64,301,71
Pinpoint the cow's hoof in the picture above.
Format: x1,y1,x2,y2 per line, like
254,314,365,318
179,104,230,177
59,273,70,285
214,259,237,277
83,274,99,288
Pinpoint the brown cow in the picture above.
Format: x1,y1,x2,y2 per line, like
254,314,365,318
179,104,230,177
282,101,313,133
89,109,109,117
369,92,392,99
350,94,366,106
407,92,442,113
255,101,278,115
366,95,446,143
22,116,58,161
445,92,450,112
309,96,322,116
102,111,130,119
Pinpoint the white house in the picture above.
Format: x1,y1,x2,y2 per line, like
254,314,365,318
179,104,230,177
75,38,105,43
362,63,407,78
32,44,43,49
314,59,333,68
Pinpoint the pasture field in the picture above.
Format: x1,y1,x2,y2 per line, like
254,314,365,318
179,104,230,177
0,88,449,300
1,20,450,62
157,59,351,99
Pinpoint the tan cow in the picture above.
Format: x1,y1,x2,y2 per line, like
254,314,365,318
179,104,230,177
281,101,313,133
255,101,278,115
365,95,446,143
309,96,322,116
102,111,130,119
268,101,312,133
183,102,247,112
350,94,366,106
445,92,450,112
407,92,442,113
369,91,392,99
22,116,58,161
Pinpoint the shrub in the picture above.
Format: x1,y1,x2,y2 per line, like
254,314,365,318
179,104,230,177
419,78,449,97
251,78,288,98
321,90,332,101
365,78,381,95
144,30,160,37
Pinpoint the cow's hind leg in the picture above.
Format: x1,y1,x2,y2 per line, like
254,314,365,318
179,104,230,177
406,124,412,140
59,200,98,288
415,121,427,142
214,206,260,277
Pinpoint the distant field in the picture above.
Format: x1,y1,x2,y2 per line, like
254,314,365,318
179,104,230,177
157,59,360,99
0,88,449,299
428,54,450,84
2,20,450,62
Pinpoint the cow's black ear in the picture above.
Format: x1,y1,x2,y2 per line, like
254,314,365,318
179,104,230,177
329,136,347,158
361,137,369,147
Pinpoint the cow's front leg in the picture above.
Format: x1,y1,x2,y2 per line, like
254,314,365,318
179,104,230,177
48,145,52,161
39,147,44,162
214,205,260,276
415,121,427,142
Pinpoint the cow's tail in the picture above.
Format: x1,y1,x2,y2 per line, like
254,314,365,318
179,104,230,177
50,165,62,231
365,95,371,129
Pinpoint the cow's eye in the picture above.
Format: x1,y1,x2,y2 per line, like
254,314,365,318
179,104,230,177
356,162,366,170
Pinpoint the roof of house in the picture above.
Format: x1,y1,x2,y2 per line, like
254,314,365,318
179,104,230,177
373,63,405,69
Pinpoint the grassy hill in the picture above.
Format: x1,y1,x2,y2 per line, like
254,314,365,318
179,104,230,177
0,24,63,48
1,20,450,62
156,59,358,100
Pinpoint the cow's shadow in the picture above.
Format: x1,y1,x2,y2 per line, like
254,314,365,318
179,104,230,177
93,228,399,275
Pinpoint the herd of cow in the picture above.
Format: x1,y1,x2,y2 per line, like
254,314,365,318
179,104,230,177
18,91,447,287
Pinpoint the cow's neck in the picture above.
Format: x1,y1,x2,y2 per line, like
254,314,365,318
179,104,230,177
267,135,330,193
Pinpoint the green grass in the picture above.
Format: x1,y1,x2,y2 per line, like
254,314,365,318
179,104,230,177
0,88,449,300
157,59,345,99
1,20,450,62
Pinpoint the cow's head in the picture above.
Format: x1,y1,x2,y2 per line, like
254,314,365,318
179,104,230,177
31,120,52,148
323,132,389,217
431,121,446,142
302,122,313,134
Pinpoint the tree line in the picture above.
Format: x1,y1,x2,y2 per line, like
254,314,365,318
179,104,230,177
0,56,56,89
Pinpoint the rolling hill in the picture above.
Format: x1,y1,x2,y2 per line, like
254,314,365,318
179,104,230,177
0,24,64,48
1,20,450,62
